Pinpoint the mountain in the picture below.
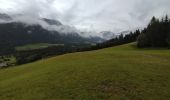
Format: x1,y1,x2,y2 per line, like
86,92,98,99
87,36,105,43
0,13,104,55
42,18,62,26
0,22,94,54
101,31,117,40
0,13,12,21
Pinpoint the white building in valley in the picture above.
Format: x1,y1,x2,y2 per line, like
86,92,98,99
0,63,7,68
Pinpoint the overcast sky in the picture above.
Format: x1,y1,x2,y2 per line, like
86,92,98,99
0,0,170,34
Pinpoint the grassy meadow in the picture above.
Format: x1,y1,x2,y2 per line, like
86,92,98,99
15,43,64,51
0,43,170,100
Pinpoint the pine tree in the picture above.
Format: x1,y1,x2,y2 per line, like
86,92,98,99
137,15,170,47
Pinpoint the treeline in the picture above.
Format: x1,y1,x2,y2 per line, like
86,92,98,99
15,44,91,64
80,30,140,51
15,46,70,64
98,30,140,48
137,15,170,47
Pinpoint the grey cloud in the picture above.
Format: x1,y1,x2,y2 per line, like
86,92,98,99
0,0,170,37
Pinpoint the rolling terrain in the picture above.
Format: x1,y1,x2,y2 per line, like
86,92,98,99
0,43,170,100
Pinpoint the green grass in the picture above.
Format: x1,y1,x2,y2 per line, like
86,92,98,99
15,43,64,51
0,43,170,100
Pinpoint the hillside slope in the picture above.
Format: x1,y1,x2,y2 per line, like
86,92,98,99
0,43,170,100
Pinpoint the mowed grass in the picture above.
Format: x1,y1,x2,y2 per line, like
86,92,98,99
15,43,64,51
0,43,170,100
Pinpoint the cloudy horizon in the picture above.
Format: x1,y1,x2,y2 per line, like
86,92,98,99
0,0,170,36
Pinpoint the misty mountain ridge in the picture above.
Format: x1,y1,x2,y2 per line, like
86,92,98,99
0,13,106,55
0,13,104,40
0,13,12,21
0,13,78,33
42,18,62,26
100,31,117,40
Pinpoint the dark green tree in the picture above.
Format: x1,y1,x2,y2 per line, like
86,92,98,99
137,15,170,47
